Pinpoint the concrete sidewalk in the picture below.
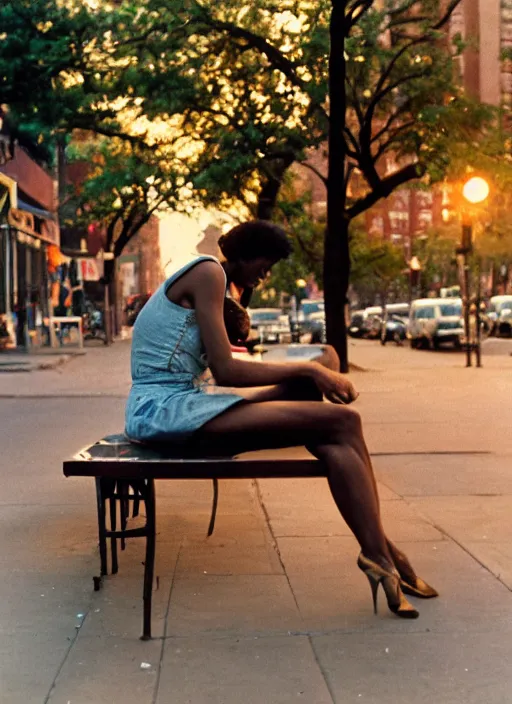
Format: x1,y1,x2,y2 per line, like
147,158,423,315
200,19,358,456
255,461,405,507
1,340,512,703
0,347,84,373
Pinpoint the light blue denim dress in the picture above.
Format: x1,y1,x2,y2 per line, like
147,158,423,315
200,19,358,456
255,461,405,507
125,256,244,443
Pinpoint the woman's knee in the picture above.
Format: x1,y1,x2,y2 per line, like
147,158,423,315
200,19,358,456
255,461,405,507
323,403,362,436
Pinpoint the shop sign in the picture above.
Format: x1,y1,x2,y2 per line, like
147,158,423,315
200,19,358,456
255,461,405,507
77,258,101,281
8,207,59,246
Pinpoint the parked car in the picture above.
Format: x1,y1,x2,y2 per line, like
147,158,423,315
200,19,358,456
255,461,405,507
348,310,366,338
380,314,408,345
359,303,410,340
360,306,383,339
294,299,325,343
297,299,324,323
408,298,464,349
487,295,512,337
248,308,291,344
304,311,326,343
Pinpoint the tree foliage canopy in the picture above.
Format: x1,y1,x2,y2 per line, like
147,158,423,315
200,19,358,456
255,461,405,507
1,0,498,213
2,0,511,359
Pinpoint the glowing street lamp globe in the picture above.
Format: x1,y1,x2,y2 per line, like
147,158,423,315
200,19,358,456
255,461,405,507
462,177,489,205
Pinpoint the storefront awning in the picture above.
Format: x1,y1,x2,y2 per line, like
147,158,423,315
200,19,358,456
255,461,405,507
0,173,17,216
17,198,56,222
7,198,60,247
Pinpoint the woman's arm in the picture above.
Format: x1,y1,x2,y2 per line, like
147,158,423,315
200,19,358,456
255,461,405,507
190,262,356,402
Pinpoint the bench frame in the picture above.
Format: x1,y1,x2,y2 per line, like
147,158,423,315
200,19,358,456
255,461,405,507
64,449,325,640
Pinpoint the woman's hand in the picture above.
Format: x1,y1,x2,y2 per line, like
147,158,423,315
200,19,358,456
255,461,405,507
310,366,359,405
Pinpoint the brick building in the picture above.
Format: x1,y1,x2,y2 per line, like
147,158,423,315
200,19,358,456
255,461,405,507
117,216,163,303
0,116,59,349
294,0,511,263
450,0,512,111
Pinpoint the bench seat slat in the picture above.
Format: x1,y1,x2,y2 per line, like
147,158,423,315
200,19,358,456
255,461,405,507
63,457,324,479
63,433,325,480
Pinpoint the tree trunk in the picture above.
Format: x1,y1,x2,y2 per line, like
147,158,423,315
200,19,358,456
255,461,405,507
325,0,349,372
256,156,294,220
324,221,350,371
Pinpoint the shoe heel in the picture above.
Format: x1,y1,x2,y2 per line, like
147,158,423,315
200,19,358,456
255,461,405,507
357,552,419,619
365,573,380,615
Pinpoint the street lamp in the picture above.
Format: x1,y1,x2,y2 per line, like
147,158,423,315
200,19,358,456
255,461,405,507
462,177,490,205
460,175,489,368
408,255,422,304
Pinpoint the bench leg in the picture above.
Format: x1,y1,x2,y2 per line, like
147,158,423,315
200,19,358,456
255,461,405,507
141,478,156,641
95,478,108,577
132,484,140,518
120,481,128,551
109,483,119,575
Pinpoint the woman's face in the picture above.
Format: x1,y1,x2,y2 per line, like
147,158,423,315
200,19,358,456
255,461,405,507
234,257,276,289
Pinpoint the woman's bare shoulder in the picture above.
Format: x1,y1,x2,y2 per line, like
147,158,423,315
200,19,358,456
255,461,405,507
187,259,225,288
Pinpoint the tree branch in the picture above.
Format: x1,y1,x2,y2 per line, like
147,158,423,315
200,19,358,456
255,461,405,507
368,36,427,120
343,126,361,158
295,231,322,263
433,0,463,30
370,102,411,144
346,162,425,220
194,11,329,123
299,159,328,186
372,120,417,161
346,0,374,31
387,0,422,17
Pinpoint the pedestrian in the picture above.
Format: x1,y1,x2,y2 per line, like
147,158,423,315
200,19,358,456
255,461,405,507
126,220,437,618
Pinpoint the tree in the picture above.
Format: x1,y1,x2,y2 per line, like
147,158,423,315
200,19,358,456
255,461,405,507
158,0,493,369
1,0,501,370
62,136,196,340
65,138,193,266
350,227,407,306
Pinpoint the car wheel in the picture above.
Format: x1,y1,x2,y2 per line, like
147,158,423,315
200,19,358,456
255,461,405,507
410,338,419,349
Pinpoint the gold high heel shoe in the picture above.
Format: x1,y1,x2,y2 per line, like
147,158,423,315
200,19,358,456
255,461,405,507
400,576,438,599
386,540,439,599
357,553,419,619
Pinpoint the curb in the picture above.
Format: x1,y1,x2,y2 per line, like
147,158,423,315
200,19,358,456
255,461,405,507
0,350,84,373
35,355,74,371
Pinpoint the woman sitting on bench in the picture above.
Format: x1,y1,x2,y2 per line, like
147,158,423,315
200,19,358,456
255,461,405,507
126,220,438,619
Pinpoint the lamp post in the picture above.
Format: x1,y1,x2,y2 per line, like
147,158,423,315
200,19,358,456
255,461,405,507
408,256,422,304
460,176,489,368
290,278,307,343
97,247,115,345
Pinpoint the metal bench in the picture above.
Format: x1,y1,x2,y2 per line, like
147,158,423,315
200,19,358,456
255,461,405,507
63,434,324,640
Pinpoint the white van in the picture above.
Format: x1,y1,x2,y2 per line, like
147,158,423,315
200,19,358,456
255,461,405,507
488,295,512,337
408,298,464,349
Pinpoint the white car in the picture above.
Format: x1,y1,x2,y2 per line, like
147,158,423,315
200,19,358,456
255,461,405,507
488,295,512,337
408,298,464,349
248,308,291,344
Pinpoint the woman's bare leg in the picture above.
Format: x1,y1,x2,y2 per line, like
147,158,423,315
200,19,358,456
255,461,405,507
199,400,393,569
234,346,426,583
213,346,423,574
